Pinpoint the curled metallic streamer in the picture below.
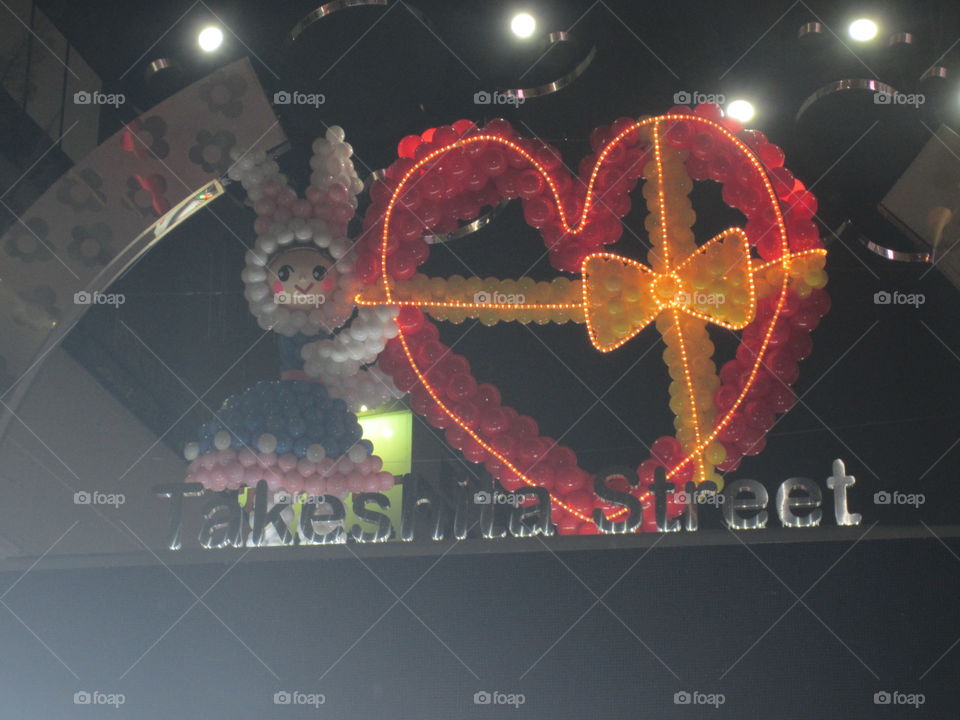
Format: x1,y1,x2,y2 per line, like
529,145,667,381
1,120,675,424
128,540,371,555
143,58,179,82
860,237,931,263
425,199,510,244
364,169,511,244
504,32,597,101
796,78,902,122
288,0,390,45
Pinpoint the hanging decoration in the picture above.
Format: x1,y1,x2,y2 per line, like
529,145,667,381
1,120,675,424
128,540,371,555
355,105,830,535
180,127,402,527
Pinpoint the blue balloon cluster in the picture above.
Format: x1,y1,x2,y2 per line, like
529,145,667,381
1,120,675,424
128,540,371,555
194,380,368,459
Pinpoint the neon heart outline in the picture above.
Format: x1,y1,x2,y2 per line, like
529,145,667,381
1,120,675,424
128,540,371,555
366,113,824,527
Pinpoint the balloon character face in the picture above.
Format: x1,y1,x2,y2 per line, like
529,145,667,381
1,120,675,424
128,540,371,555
268,246,335,308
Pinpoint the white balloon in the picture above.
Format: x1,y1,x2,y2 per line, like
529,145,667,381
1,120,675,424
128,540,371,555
258,433,278,454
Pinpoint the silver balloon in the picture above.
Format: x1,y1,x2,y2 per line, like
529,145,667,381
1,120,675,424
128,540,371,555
350,492,392,542
650,467,681,533
250,481,294,546
826,458,863,526
776,477,823,528
153,481,205,550
593,468,644,533
299,495,347,544
198,493,244,549
508,487,554,537
723,479,769,530
399,476,454,542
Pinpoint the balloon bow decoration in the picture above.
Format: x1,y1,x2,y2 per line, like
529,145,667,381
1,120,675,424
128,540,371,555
356,106,830,534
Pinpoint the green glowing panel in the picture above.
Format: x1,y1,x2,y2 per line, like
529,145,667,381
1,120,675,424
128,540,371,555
358,407,412,476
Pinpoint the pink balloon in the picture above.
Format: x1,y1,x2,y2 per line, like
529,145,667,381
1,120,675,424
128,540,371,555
361,476,381,493
243,467,263,486
253,217,271,234
347,476,363,493
327,477,346,495
292,199,312,218
285,473,305,495
304,478,323,496
238,448,258,467
273,207,292,223
278,453,298,472
306,186,323,205
254,199,276,216
265,469,285,491
369,456,383,473
192,469,209,486
317,458,335,475
216,449,236,465
327,183,349,204
278,188,298,207
210,469,229,490
226,462,245,481
200,453,217,470
297,459,316,477
258,452,277,467
333,203,354,223
335,458,354,474
263,179,282,197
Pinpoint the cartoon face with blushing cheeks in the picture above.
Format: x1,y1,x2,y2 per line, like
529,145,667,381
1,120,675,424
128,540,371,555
268,246,336,308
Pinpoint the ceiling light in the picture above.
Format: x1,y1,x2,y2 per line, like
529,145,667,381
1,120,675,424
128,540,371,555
848,18,878,42
511,12,536,39
198,26,224,52
726,99,756,123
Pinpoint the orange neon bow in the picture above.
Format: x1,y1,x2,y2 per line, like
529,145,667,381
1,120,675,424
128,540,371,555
582,226,756,352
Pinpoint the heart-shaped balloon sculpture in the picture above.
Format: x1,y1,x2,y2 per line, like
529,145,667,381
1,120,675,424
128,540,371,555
356,105,830,534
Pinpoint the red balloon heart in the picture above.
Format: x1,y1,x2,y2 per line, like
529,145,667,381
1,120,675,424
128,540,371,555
359,107,829,533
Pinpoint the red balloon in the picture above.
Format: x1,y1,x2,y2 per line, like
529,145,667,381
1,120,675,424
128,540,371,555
651,435,683,464
479,407,510,436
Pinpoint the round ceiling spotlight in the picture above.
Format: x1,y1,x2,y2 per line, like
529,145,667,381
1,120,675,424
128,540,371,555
198,25,224,52
726,99,756,123
510,12,537,39
848,18,878,42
